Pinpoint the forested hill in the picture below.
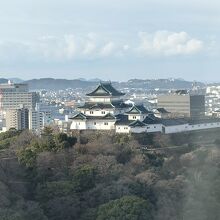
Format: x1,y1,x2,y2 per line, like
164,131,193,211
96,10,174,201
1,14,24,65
25,78,98,90
24,78,205,90
0,77,205,90
1,129,220,220
0,78,8,84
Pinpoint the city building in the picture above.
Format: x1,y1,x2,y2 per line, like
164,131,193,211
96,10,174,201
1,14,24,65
29,110,44,133
5,107,29,130
205,86,220,116
0,81,38,111
157,90,205,118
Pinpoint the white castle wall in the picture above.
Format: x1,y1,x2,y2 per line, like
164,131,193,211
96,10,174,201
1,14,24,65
86,120,115,130
70,120,87,130
70,120,115,130
146,124,162,133
81,109,115,116
163,124,188,134
128,114,147,121
115,125,130,133
187,122,220,131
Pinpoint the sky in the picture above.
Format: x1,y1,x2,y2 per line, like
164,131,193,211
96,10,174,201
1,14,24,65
0,0,220,82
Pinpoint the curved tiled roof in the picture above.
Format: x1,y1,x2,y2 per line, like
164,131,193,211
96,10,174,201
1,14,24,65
125,105,152,115
69,112,87,120
142,115,161,124
86,82,125,97
129,120,146,127
78,103,115,109
69,112,116,121
77,101,130,110
156,108,170,114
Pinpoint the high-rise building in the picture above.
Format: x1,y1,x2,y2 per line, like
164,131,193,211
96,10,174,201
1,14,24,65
157,90,205,118
5,107,29,130
29,110,44,133
0,81,38,111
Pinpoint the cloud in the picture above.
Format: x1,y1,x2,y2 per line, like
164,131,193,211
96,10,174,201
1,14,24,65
32,35,78,61
0,31,205,64
82,33,98,56
99,42,116,57
82,41,96,55
64,35,78,59
138,31,203,56
34,34,118,60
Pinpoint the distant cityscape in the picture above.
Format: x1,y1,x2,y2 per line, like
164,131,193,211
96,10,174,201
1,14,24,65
1,77,220,135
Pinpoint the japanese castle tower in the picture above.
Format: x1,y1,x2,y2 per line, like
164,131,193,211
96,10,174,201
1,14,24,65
70,82,157,132
70,82,130,130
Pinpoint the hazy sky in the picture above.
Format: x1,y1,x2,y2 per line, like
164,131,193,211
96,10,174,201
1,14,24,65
0,0,220,81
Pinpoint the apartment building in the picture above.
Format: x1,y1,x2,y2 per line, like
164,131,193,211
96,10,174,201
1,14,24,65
5,107,29,130
0,81,38,110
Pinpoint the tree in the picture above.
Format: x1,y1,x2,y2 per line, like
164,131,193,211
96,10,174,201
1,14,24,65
42,127,54,136
73,165,96,192
116,146,133,164
96,195,153,220
17,147,37,168
132,133,154,146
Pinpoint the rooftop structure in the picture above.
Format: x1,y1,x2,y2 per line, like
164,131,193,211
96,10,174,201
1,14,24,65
86,82,125,97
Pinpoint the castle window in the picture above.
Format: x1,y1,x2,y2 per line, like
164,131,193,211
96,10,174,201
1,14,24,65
90,111,94,114
104,122,108,125
102,111,105,114
133,116,136,119
94,122,96,125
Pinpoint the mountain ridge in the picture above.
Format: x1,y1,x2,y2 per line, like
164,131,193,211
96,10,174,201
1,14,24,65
24,78,205,90
0,77,206,90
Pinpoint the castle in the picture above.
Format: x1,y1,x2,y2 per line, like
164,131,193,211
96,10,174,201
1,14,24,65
70,82,220,134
